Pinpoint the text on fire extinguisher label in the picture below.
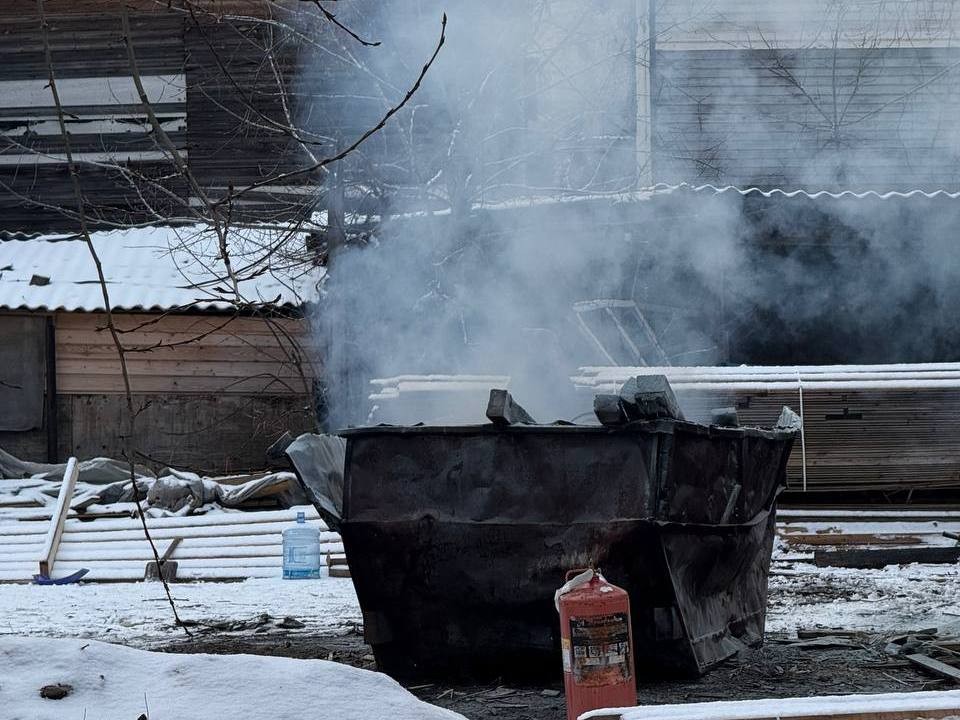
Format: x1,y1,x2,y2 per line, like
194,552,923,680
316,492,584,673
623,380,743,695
568,613,632,686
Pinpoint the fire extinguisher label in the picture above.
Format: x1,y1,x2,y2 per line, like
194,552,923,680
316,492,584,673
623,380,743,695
569,613,632,686
561,637,572,672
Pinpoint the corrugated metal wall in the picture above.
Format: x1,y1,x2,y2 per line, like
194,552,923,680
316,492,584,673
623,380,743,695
653,1,960,189
0,2,314,232
0,10,188,230
656,0,960,50
184,17,314,220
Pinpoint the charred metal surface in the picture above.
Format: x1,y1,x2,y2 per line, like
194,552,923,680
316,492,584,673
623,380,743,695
334,417,798,682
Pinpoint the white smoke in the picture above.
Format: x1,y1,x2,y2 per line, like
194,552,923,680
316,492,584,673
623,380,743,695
304,0,960,428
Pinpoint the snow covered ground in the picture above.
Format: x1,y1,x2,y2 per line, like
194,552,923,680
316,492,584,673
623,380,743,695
766,559,960,636
0,635,463,720
766,530,960,636
0,557,958,646
0,574,362,646
1,554,959,720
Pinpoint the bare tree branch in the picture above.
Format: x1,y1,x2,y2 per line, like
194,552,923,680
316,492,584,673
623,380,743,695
36,0,190,633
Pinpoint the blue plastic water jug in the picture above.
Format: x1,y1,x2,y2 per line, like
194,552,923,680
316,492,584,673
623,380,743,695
282,511,321,579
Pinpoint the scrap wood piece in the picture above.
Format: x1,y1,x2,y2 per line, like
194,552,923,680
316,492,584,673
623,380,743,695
796,629,868,641
710,406,740,427
584,689,960,720
906,654,960,684
37,457,79,578
594,394,628,426
328,551,350,578
0,495,43,508
814,546,960,569
486,389,536,426
266,431,295,465
788,636,864,649
783,534,924,548
619,375,684,422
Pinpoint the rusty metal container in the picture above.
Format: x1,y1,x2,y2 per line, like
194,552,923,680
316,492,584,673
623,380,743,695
333,415,798,682
558,570,636,720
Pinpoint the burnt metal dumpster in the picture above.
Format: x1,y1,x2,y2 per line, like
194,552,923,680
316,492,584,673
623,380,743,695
334,410,799,682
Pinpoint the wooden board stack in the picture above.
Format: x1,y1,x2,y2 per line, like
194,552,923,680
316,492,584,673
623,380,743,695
574,364,960,494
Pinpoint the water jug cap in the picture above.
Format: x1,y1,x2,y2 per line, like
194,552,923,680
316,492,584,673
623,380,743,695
297,511,305,523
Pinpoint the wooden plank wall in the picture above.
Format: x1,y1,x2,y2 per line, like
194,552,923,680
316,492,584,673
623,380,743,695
654,47,960,190
55,312,316,395
656,0,960,50
62,392,315,473
0,310,319,471
184,17,314,219
0,309,319,471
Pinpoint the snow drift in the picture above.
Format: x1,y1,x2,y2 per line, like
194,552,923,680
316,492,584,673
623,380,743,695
0,636,464,720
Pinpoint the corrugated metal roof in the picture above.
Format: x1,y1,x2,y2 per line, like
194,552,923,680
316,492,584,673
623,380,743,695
473,183,960,211
656,182,960,200
0,225,324,312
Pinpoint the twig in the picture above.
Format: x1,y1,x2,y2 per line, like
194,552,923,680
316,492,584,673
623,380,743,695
37,0,189,634
213,12,447,206
309,1,381,47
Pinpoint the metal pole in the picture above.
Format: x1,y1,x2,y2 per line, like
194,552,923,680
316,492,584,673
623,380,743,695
636,0,654,188
797,371,808,493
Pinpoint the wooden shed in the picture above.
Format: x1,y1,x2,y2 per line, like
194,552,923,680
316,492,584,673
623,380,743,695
0,224,321,473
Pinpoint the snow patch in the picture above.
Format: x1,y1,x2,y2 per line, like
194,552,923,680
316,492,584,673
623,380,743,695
0,635,464,720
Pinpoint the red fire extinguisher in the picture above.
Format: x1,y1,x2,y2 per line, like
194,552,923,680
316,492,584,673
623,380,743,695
556,568,636,720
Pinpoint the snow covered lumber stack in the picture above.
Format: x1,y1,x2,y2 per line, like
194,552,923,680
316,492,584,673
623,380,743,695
777,507,960,555
575,363,960,494
0,506,343,583
369,374,511,425
582,689,960,720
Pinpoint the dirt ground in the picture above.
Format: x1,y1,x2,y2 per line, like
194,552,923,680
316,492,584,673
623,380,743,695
159,629,953,720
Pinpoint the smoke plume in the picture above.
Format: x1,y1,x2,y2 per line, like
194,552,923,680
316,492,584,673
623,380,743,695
305,1,960,427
